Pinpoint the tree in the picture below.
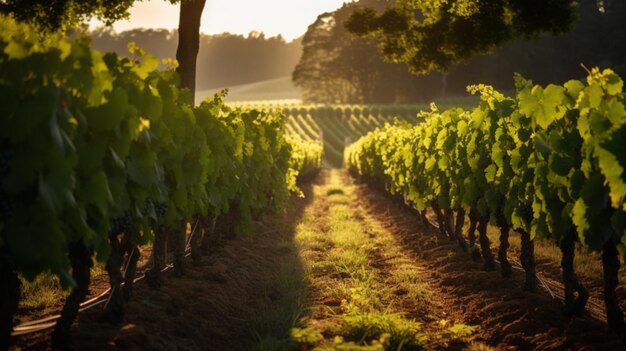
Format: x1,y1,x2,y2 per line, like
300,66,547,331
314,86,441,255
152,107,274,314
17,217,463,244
345,0,578,75
0,0,137,31
0,0,206,100
176,0,206,102
293,0,422,104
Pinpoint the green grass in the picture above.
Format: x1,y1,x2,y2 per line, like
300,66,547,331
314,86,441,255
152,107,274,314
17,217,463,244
19,262,106,311
284,170,477,350
19,274,63,310
250,255,308,351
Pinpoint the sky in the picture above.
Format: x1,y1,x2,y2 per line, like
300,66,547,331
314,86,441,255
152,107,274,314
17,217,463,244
90,0,348,41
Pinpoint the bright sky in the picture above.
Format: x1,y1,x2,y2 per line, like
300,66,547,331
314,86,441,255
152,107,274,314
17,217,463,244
90,0,348,41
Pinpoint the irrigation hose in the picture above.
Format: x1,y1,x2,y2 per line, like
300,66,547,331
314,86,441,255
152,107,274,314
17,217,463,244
11,220,200,337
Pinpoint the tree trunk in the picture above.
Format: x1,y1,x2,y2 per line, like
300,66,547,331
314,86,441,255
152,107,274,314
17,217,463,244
102,233,125,324
602,240,625,333
498,223,512,278
0,252,20,350
200,216,217,254
420,210,429,226
477,215,496,271
560,236,588,318
467,208,478,247
216,204,238,241
454,208,468,251
444,208,456,241
176,0,207,102
122,245,140,301
467,208,481,261
431,203,447,238
190,215,204,266
146,226,168,289
518,229,538,292
51,241,93,350
173,223,187,277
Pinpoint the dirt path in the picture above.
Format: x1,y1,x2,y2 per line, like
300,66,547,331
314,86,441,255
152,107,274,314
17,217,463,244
289,170,480,350
15,169,625,350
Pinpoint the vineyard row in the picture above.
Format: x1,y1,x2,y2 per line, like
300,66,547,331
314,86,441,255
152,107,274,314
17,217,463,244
345,69,626,336
0,17,322,349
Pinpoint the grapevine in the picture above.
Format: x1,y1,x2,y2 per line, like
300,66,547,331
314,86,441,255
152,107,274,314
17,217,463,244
346,68,626,334
0,15,323,348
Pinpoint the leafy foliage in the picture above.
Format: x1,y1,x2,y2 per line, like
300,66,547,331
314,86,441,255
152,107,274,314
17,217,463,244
293,0,424,104
0,0,156,31
346,68,626,256
346,0,578,74
0,15,322,286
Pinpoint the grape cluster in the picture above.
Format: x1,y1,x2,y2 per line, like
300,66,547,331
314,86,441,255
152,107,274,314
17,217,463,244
154,202,168,217
142,197,153,216
109,212,133,235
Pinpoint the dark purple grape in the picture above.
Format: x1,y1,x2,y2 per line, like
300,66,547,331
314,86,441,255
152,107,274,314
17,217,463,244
109,211,133,235
154,202,168,217
142,197,152,216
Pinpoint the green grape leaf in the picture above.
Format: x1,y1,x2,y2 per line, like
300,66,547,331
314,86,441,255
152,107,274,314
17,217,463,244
85,88,128,132
606,99,626,126
564,79,585,100
548,153,573,177
519,85,566,129
589,110,611,135
568,170,585,199
587,83,604,108
485,164,497,183
127,145,157,188
605,71,624,96
598,124,626,207
580,173,609,210
518,87,539,118
518,128,531,143
82,171,113,214
534,134,552,156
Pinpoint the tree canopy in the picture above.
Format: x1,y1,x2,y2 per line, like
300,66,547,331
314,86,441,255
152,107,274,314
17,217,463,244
345,0,578,74
0,0,153,31
293,0,421,104
293,0,625,104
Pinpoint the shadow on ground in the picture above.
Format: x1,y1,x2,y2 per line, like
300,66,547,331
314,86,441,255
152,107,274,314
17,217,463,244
351,175,625,351
16,174,322,351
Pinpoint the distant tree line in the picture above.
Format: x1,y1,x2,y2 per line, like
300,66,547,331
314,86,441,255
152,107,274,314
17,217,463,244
294,0,626,104
89,28,302,91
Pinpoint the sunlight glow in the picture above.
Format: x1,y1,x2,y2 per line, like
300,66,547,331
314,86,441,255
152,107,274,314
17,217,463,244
90,0,347,41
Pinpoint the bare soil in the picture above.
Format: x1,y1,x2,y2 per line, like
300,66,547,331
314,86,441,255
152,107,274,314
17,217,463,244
351,172,625,350
11,170,626,350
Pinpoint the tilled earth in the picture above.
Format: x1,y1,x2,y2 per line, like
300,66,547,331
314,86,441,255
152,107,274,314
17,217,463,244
12,170,626,350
